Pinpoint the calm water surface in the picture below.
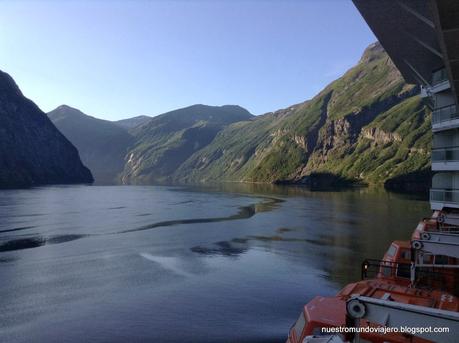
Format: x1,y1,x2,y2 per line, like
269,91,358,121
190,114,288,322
0,184,429,343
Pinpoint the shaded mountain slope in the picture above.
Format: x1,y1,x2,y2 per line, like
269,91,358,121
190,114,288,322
48,105,134,183
0,71,93,188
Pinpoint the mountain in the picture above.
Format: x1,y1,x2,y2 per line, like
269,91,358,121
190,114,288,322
48,105,134,183
42,42,431,192
121,104,254,183
115,115,151,130
0,70,93,188
168,42,431,191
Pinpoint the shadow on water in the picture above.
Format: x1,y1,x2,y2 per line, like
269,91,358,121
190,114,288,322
0,196,284,253
191,240,248,256
0,256,18,263
0,234,88,252
116,197,284,235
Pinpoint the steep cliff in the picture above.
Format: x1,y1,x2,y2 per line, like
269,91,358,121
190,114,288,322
0,70,93,188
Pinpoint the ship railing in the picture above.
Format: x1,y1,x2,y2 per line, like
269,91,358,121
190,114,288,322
430,189,459,204
361,259,410,280
432,146,459,162
420,216,459,232
346,295,459,343
432,67,449,86
361,259,459,293
432,104,458,125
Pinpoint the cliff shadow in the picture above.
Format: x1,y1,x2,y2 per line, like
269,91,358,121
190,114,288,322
275,172,357,191
384,168,432,198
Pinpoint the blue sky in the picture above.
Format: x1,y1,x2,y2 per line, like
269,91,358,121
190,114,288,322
0,0,375,120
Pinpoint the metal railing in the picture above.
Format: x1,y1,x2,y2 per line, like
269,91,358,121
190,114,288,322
432,104,458,125
432,68,448,86
430,189,459,204
361,259,410,280
432,146,459,162
361,259,459,294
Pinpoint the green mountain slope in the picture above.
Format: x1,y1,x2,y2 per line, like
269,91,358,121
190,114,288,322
115,115,152,130
0,71,93,188
44,42,431,192
48,105,134,183
171,43,431,191
120,104,254,183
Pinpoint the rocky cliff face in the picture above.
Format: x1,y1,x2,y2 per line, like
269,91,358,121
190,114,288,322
170,42,431,191
0,70,93,188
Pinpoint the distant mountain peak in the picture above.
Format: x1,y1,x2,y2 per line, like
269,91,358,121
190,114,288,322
49,105,88,119
54,104,79,112
47,106,134,183
359,41,385,64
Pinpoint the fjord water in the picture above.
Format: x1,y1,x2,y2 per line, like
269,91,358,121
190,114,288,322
0,184,428,343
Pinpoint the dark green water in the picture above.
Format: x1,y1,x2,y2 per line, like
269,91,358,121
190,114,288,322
0,184,429,342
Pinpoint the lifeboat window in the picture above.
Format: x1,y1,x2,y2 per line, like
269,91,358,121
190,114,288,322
293,313,306,339
386,245,397,257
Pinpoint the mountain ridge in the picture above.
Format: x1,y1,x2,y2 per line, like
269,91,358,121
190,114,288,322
48,104,135,183
47,104,254,184
46,42,431,192
168,42,431,191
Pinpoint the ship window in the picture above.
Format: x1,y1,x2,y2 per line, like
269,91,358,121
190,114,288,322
386,245,397,257
293,313,306,339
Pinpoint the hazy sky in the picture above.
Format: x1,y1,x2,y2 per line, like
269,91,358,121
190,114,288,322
0,0,375,120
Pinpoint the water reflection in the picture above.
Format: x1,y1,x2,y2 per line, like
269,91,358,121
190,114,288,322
0,184,429,343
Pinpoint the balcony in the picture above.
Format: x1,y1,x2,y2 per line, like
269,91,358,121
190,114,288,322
421,68,451,97
430,189,459,210
432,68,449,86
432,146,459,171
432,104,459,131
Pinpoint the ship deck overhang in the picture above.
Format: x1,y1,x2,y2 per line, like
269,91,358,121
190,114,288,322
353,0,459,104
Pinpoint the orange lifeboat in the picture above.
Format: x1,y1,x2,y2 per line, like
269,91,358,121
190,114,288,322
286,211,459,343
286,277,459,343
